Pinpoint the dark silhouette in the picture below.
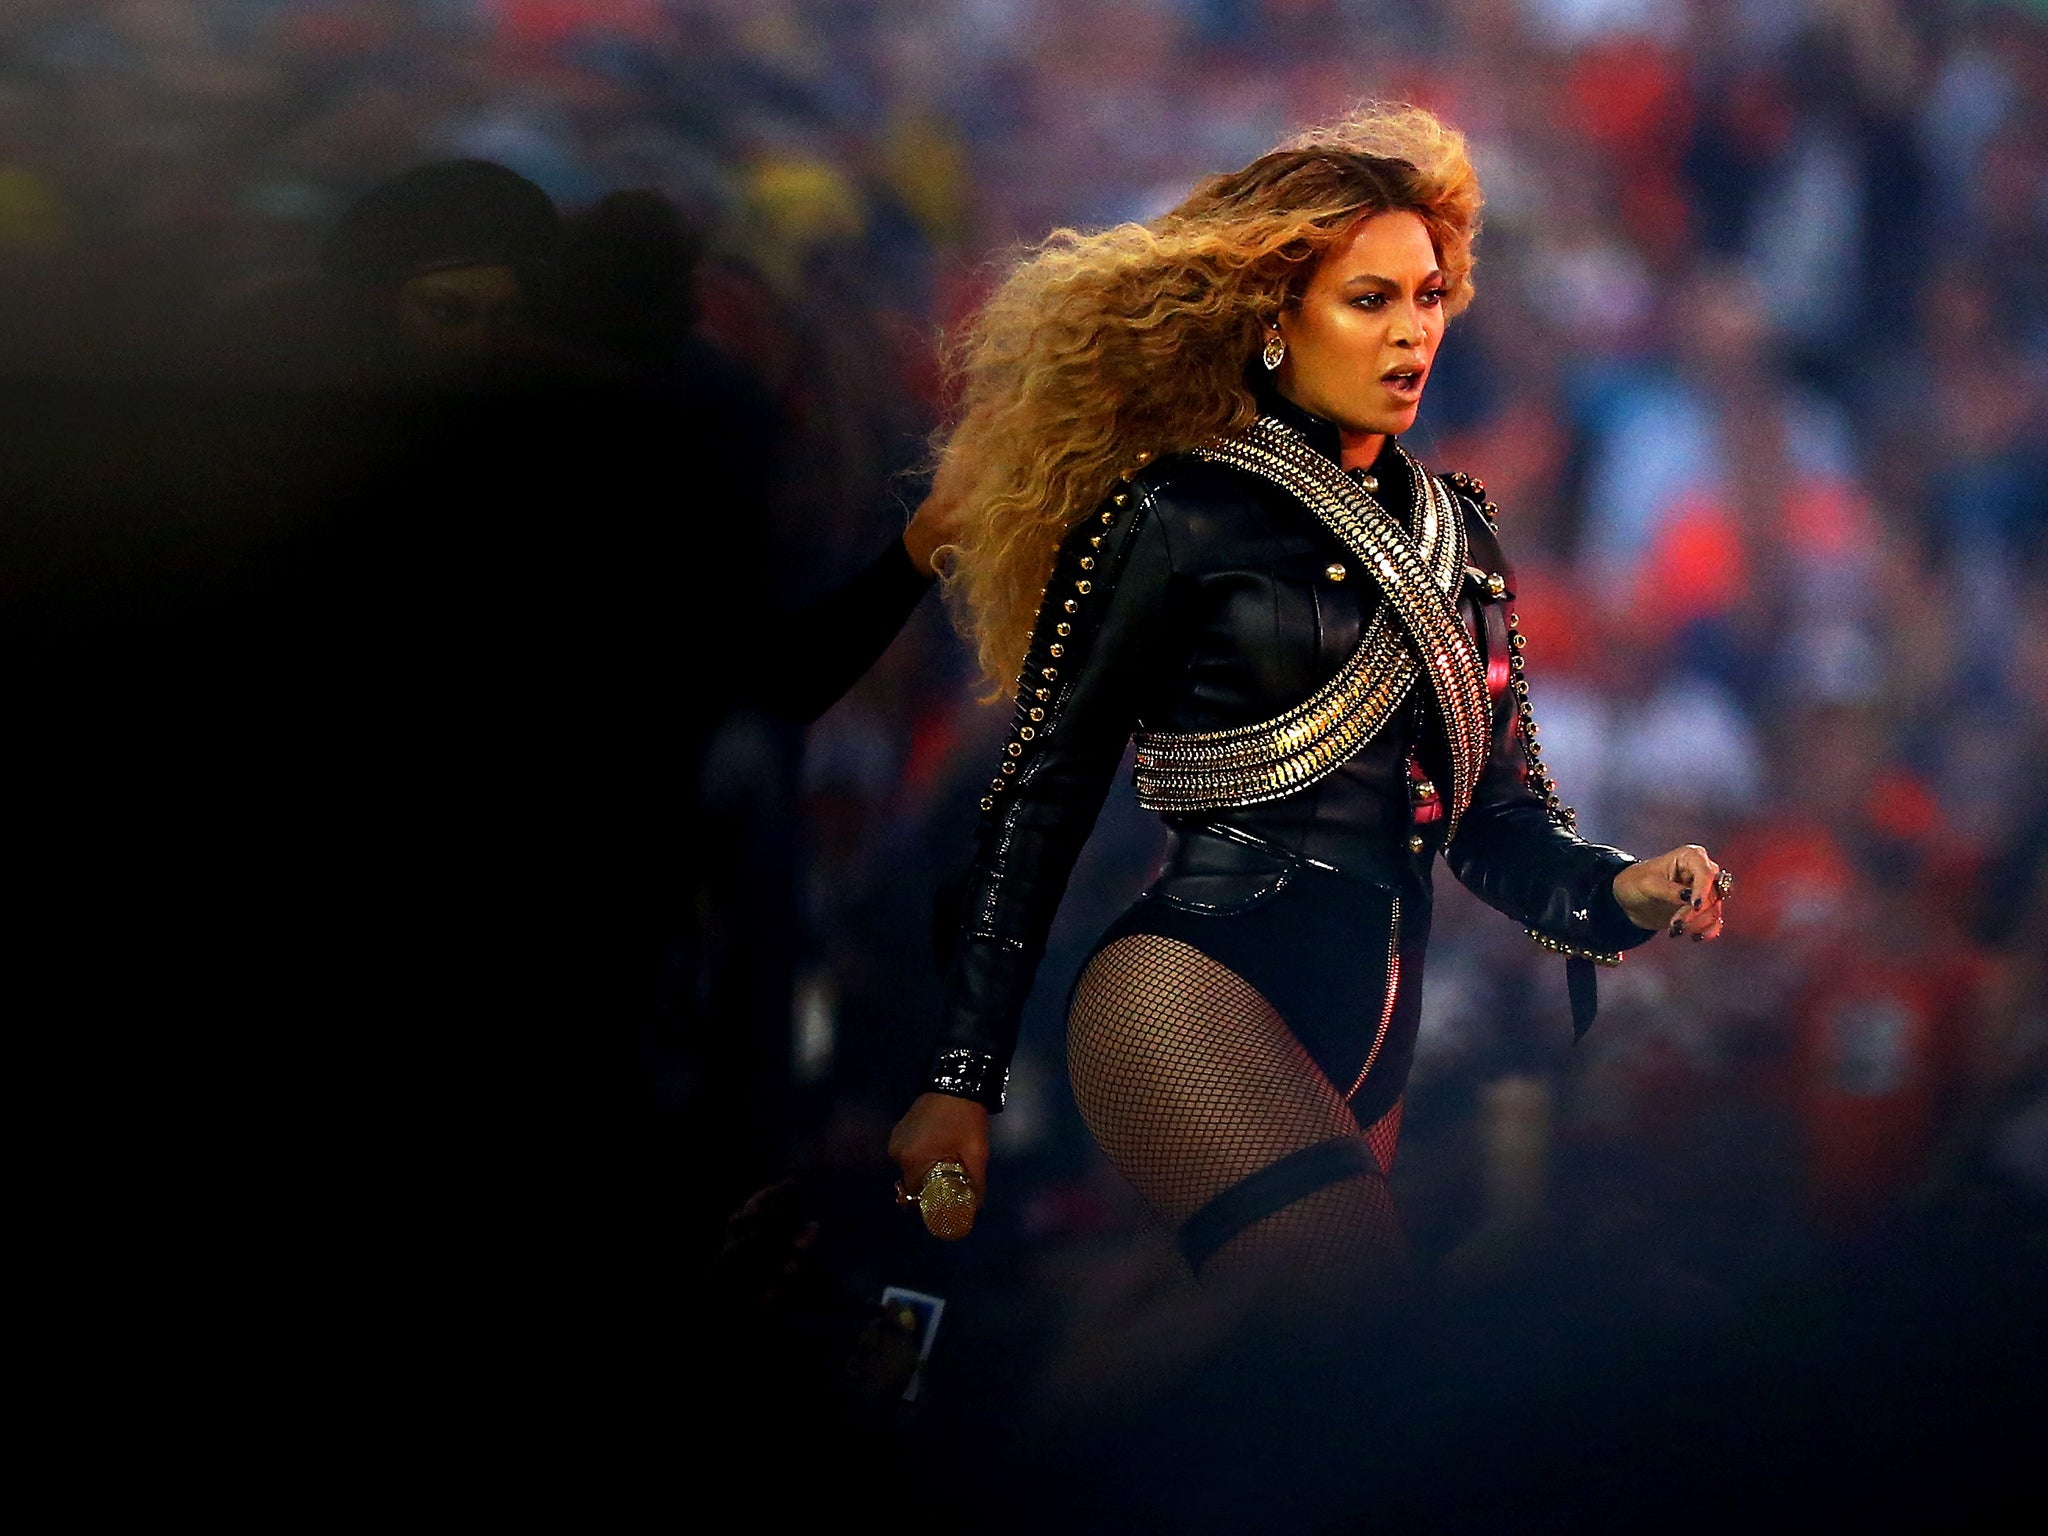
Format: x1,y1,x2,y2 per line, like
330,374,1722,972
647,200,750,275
6,166,943,1466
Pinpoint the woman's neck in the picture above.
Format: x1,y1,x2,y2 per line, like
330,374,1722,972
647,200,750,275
1339,429,1386,472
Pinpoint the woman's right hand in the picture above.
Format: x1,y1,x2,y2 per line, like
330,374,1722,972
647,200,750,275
887,1091,991,1208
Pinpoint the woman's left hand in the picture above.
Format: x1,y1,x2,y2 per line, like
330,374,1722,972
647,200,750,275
1612,844,1732,943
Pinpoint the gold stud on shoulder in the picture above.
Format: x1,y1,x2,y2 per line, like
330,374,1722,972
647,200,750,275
1325,563,1347,583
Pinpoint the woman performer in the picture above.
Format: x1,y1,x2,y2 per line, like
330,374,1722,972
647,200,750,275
890,104,1732,1301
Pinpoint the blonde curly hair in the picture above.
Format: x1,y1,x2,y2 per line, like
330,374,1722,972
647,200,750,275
936,102,1482,696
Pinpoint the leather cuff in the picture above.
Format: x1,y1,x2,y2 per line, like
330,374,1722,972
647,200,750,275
1588,860,1659,952
927,1047,1009,1112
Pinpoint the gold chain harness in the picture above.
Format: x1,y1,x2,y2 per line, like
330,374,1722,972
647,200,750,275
1131,417,1493,838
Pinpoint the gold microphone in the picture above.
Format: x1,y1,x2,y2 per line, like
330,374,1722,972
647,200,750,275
914,1160,979,1241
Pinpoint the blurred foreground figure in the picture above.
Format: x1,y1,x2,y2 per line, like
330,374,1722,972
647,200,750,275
888,105,1731,1318
271,170,956,1326
319,157,559,373
4,159,954,1435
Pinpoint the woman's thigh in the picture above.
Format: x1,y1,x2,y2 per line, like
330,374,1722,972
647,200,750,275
1066,932,1361,1225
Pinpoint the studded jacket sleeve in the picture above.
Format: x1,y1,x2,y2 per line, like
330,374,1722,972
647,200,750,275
1442,487,1657,963
923,478,1179,1111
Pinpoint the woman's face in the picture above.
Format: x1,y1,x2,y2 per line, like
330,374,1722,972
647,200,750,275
1274,209,1446,444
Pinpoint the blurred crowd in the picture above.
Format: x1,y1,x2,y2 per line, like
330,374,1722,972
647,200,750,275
4,0,2044,1525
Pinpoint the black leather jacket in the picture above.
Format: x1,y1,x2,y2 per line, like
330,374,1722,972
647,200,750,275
926,393,1655,1110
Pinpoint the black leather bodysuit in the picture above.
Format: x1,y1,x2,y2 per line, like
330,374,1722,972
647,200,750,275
922,391,1657,1145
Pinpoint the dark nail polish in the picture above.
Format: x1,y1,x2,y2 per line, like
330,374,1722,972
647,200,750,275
1679,889,1693,904
1693,899,1703,910
1692,933,1703,942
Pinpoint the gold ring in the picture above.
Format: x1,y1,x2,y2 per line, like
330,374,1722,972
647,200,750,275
1714,868,1734,900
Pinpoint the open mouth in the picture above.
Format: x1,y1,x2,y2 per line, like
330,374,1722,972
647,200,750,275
1381,365,1426,396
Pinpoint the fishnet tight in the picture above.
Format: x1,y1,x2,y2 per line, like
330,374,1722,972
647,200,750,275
1069,934,1407,1302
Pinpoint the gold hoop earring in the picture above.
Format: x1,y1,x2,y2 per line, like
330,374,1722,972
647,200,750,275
1262,333,1286,371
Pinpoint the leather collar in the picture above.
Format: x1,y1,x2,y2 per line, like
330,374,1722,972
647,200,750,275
1247,370,1404,485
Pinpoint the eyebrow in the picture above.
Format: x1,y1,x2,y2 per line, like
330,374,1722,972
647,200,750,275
1344,270,1445,290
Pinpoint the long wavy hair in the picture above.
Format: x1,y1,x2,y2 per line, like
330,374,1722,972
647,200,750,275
937,103,1482,696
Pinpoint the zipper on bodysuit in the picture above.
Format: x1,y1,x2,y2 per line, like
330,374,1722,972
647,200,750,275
1345,894,1401,1102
